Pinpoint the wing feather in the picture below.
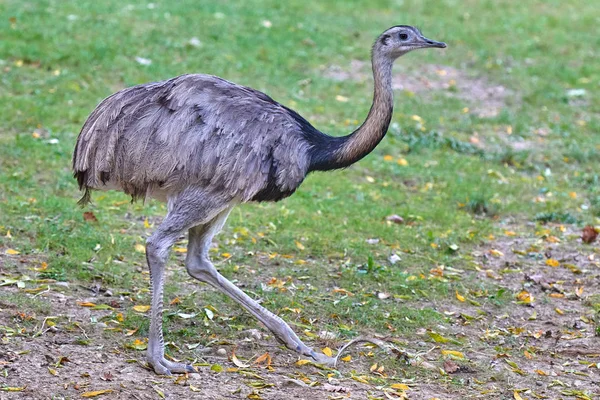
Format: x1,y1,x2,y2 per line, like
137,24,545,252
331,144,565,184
73,74,312,203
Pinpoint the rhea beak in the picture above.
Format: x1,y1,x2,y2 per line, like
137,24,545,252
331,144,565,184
422,37,447,48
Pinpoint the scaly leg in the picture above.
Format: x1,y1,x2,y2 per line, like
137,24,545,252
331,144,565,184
146,190,231,375
185,208,334,365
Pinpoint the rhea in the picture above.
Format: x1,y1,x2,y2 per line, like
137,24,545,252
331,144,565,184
73,25,445,375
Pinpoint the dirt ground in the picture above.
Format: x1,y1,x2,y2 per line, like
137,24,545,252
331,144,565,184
1,221,599,400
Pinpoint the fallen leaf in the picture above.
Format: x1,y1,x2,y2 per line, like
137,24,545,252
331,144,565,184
78,302,97,307
455,291,465,302
546,258,560,267
83,211,98,222
441,349,465,359
134,244,146,253
443,359,460,373
5,249,20,255
295,241,305,250
210,364,223,373
335,95,348,102
513,391,524,400
516,290,534,304
391,383,410,391
254,352,272,367
428,332,450,343
322,347,333,357
489,249,504,257
582,226,598,244
127,339,147,350
0,387,26,392
295,359,311,366
133,305,150,313
154,387,165,399
332,287,354,296
341,355,351,362
231,352,250,368
351,375,369,384
81,389,113,398
143,218,151,228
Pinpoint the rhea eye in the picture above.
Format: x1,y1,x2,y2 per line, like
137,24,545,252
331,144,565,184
399,33,409,41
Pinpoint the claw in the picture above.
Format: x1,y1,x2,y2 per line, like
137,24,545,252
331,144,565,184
148,356,196,375
309,350,337,367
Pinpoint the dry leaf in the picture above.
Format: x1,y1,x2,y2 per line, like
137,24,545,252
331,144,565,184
582,225,598,244
341,355,351,362
516,290,533,304
295,359,311,366
134,244,146,253
513,391,524,400
428,332,450,343
443,359,459,373
81,389,114,398
455,291,465,302
441,349,465,359
231,352,250,368
254,352,272,367
322,347,333,357
78,302,97,307
5,248,20,255
83,211,98,222
391,383,410,391
0,387,26,392
489,249,504,257
133,305,150,313
545,258,560,267
295,241,305,250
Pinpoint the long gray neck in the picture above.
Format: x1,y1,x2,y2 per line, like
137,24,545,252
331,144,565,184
308,53,395,171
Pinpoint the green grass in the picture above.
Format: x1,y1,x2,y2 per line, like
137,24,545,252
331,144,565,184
0,0,599,366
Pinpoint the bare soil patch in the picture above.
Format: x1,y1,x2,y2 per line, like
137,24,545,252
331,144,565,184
323,61,514,118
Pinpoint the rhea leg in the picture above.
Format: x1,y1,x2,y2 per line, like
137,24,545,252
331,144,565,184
185,209,334,365
146,192,230,375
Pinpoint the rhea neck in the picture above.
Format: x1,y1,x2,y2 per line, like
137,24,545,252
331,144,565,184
308,51,395,172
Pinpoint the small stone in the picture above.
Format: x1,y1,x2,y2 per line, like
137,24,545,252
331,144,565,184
216,348,227,356
318,330,337,340
386,214,404,224
96,323,107,329
388,253,401,265
241,329,264,340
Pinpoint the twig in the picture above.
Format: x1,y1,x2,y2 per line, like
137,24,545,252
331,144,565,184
333,336,394,367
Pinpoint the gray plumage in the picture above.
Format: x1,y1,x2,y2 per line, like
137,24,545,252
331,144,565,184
73,26,445,375
74,75,311,204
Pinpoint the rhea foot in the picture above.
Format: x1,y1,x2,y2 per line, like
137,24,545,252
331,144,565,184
147,355,196,375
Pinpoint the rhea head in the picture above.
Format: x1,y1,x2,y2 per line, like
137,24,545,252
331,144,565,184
375,25,446,59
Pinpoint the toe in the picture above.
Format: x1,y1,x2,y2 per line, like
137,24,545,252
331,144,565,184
310,351,336,366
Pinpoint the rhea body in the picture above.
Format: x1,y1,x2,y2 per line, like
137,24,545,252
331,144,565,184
73,26,445,375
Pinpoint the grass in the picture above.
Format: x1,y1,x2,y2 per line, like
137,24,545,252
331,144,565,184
0,0,599,397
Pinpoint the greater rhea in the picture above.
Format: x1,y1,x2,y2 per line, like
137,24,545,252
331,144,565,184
73,25,446,375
